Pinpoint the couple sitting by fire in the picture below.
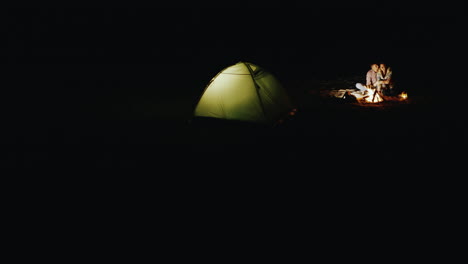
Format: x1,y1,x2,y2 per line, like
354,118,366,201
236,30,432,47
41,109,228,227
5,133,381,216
355,63,394,103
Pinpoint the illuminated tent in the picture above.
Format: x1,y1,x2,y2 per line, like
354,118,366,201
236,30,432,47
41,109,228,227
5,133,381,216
194,61,294,124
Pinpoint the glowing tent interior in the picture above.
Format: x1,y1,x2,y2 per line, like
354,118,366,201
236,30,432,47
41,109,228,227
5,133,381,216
193,61,294,125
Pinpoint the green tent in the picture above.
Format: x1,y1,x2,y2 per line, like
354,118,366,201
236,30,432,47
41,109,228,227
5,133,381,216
194,61,294,124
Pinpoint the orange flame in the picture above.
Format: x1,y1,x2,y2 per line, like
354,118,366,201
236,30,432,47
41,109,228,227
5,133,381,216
399,92,408,100
364,88,383,103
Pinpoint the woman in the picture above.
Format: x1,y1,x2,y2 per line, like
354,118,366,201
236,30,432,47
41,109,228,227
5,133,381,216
377,63,393,95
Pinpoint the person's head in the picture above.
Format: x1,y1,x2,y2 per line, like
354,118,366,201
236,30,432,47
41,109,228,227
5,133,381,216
371,64,379,72
379,63,386,71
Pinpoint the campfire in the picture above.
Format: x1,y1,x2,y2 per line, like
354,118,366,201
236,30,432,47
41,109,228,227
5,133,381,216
325,88,413,106
364,88,383,103
399,92,408,100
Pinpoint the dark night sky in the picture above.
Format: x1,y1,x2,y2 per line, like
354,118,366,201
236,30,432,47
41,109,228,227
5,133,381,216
0,7,465,121
1,8,462,63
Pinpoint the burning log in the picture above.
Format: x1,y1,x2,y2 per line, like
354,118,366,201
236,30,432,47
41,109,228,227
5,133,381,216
364,88,383,103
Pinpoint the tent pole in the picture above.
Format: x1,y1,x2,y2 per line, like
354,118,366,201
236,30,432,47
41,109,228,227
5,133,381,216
244,62,268,122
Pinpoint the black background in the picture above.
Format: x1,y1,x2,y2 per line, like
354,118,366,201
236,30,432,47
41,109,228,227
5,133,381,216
1,6,467,252
0,6,466,168
1,7,464,101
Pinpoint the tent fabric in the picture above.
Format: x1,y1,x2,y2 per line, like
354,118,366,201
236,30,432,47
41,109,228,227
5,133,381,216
194,61,293,124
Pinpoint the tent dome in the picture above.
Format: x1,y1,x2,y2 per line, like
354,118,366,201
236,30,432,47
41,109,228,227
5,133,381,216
194,61,294,124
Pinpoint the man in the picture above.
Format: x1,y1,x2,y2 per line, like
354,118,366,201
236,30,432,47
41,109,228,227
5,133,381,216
356,63,379,94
